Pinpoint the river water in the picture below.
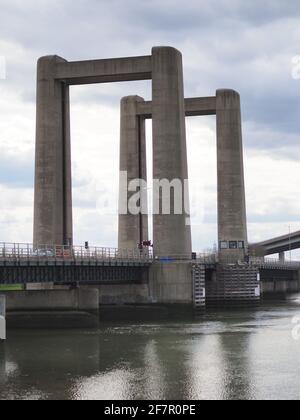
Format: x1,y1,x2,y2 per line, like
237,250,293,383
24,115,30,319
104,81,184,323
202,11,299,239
1,295,300,400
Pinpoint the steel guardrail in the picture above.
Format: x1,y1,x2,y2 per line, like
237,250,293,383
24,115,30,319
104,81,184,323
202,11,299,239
0,242,153,264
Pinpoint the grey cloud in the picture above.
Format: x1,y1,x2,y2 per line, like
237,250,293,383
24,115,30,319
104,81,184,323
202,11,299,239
0,155,34,188
0,0,299,152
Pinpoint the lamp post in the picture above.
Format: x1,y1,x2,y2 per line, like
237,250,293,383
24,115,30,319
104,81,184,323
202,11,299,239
289,225,292,262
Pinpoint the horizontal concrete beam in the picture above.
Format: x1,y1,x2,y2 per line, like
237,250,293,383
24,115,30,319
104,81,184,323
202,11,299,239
136,96,217,119
185,97,217,116
55,56,152,85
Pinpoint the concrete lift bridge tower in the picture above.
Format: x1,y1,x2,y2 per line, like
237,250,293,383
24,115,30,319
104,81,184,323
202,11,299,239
33,47,192,259
118,90,248,263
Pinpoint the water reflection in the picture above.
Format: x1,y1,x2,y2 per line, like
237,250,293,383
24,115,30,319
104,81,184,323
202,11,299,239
218,333,254,400
0,331,100,400
1,298,300,400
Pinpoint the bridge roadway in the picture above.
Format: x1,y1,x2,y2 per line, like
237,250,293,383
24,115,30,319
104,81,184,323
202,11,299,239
0,243,152,286
0,243,299,286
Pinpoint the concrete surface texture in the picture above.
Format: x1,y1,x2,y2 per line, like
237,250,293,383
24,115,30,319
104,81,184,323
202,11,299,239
136,96,217,118
34,55,73,247
3,288,99,312
216,89,248,261
92,283,150,305
54,55,152,85
118,96,149,250
151,47,192,257
149,261,193,304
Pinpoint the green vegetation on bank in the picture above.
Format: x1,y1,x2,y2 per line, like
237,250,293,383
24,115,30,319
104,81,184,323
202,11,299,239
0,284,23,291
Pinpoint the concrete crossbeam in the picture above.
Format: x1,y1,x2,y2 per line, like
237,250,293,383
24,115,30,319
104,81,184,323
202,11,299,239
136,96,217,118
55,56,152,85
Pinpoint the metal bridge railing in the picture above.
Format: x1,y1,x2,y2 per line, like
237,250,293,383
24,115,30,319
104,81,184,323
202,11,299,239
0,242,153,263
153,254,300,268
249,256,300,269
1,244,298,268
0,244,218,264
154,252,218,264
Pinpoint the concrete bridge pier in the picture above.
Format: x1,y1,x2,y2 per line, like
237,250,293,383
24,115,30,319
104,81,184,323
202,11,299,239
279,252,285,263
149,261,193,308
118,96,148,250
216,89,248,262
152,47,192,258
33,56,73,247
147,47,193,306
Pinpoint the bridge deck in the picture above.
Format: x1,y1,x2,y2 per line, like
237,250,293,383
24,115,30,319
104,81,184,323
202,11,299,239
0,243,299,285
0,243,152,285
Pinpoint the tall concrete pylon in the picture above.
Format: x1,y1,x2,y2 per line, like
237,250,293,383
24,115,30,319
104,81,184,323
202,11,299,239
216,89,248,261
152,47,192,257
118,96,148,250
33,47,192,258
33,56,73,247
121,89,249,262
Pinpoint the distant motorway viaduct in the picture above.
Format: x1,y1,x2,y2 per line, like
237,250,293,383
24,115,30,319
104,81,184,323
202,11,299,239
250,231,300,261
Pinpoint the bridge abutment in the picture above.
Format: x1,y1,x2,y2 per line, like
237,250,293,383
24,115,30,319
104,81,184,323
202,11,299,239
260,268,300,296
3,289,99,329
149,261,193,305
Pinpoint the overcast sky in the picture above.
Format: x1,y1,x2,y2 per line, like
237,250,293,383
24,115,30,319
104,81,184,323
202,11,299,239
0,0,299,255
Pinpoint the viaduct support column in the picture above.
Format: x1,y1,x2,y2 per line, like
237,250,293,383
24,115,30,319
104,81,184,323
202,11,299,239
151,47,192,257
118,96,148,250
216,89,248,262
33,56,73,247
